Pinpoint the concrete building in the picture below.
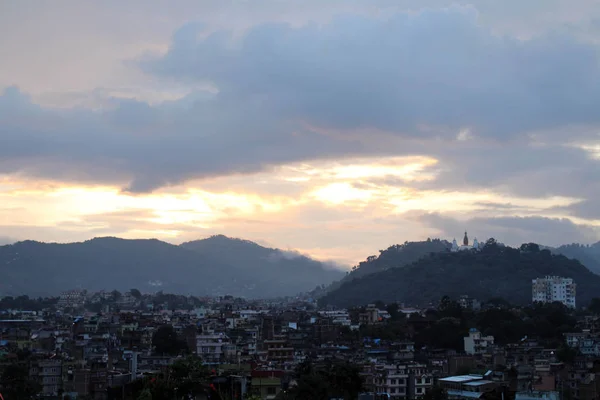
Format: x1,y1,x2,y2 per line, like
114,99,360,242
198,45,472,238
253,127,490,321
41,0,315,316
464,328,494,355
532,276,576,308
30,359,63,396
438,374,499,400
196,333,230,364
373,363,433,399
458,295,481,311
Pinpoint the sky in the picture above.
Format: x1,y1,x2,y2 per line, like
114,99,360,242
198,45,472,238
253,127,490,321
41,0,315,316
1,0,600,267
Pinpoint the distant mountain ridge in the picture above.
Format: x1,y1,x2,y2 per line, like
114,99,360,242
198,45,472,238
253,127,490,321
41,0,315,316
319,240,600,308
0,235,344,298
553,242,600,275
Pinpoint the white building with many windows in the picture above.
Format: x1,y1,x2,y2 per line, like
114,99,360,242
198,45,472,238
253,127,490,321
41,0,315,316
464,328,494,355
532,276,576,308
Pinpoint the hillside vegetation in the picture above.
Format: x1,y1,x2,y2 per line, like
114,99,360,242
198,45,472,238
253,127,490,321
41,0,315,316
0,235,343,298
319,240,600,308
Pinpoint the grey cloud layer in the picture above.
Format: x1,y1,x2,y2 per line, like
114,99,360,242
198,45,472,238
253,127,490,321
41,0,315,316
147,8,600,137
1,7,599,200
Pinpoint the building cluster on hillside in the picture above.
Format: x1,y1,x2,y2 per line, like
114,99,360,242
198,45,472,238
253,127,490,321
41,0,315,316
0,283,591,400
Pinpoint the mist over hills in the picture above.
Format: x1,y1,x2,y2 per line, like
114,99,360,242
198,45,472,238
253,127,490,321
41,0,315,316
3,232,600,306
0,235,344,298
553,242,600,275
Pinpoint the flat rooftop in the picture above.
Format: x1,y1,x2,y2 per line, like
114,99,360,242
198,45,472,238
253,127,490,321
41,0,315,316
464,380,495,386
439,375,484,383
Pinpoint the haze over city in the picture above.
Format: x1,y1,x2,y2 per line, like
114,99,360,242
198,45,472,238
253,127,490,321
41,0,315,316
2,1,600,266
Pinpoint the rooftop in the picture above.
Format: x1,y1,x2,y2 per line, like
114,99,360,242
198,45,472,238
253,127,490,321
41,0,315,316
439,375,484,383
464,380,495,387
448,390,484,398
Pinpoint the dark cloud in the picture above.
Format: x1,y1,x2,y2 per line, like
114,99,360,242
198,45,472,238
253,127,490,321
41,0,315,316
416,212,598,247
0,7,599,196
147,8,600,138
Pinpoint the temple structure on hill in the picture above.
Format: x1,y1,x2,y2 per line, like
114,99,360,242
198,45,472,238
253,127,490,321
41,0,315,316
451,231,482,252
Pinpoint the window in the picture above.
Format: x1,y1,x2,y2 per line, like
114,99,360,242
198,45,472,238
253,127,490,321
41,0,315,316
417,388,423,394
391,379,396,384
267,387,276,395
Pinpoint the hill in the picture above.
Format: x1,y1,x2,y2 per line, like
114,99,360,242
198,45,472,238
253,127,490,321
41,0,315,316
180,235,343,292
0,236,343,298
319,239,451,294
344,239,451,280
554,242,600,275
318,240,600,308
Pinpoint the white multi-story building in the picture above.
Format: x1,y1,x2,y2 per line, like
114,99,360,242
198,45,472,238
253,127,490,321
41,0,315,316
196,333,231,364
532,276,576,308
464,329,494,355
372,363,433,399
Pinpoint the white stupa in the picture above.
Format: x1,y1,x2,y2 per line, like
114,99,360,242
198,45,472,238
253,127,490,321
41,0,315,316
451,231,481,252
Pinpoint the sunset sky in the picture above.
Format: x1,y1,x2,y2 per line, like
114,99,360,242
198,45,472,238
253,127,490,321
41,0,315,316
1,1,600,267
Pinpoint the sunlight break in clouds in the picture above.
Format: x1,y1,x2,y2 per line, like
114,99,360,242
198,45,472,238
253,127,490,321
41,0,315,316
2,1,600,265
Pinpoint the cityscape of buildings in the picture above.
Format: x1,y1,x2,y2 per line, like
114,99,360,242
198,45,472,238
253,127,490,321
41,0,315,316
0,278,591,400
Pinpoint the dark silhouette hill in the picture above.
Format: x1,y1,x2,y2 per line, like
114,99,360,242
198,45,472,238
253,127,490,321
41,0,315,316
0,235,343,298
181,234,343,293
320,239,451,294
318,240,600,308
344,239,451,279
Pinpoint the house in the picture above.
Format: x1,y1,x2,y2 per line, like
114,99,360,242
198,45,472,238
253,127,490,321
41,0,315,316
464,329,494,355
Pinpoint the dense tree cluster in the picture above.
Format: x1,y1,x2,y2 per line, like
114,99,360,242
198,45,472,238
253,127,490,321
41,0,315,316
280,359,364,400
346,239,451,279
151,325,190,356
344,296,579,352
0,295,58,312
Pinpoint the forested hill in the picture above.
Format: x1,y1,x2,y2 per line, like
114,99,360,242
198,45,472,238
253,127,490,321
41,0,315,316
317,239,451,295
319,241,600,308
344,239,451,280
0,236,343,298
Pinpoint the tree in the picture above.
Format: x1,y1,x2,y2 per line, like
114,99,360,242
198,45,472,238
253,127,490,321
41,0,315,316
0,363,41,399
111,290,122,301
136,388,153,400
386,302,403,321
130,289,142,299
421,386,448,400
134,356,212,400
520,243,540,252
556,343,579,363
285,359,364,400
589,298,600,314
152,325,186,355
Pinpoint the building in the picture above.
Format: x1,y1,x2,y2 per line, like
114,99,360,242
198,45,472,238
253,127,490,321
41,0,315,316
57,290,86,308
438,374,499,400
451,231,482,252
458,295,481,311
30,359,63,396
532,276,576,308
372,363,433,399
464,328,494,355
196,333,230,364
360,305,382,325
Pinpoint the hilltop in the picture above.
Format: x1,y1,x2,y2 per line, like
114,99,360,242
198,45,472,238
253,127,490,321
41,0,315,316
318,240,600,308
0,235,343,298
